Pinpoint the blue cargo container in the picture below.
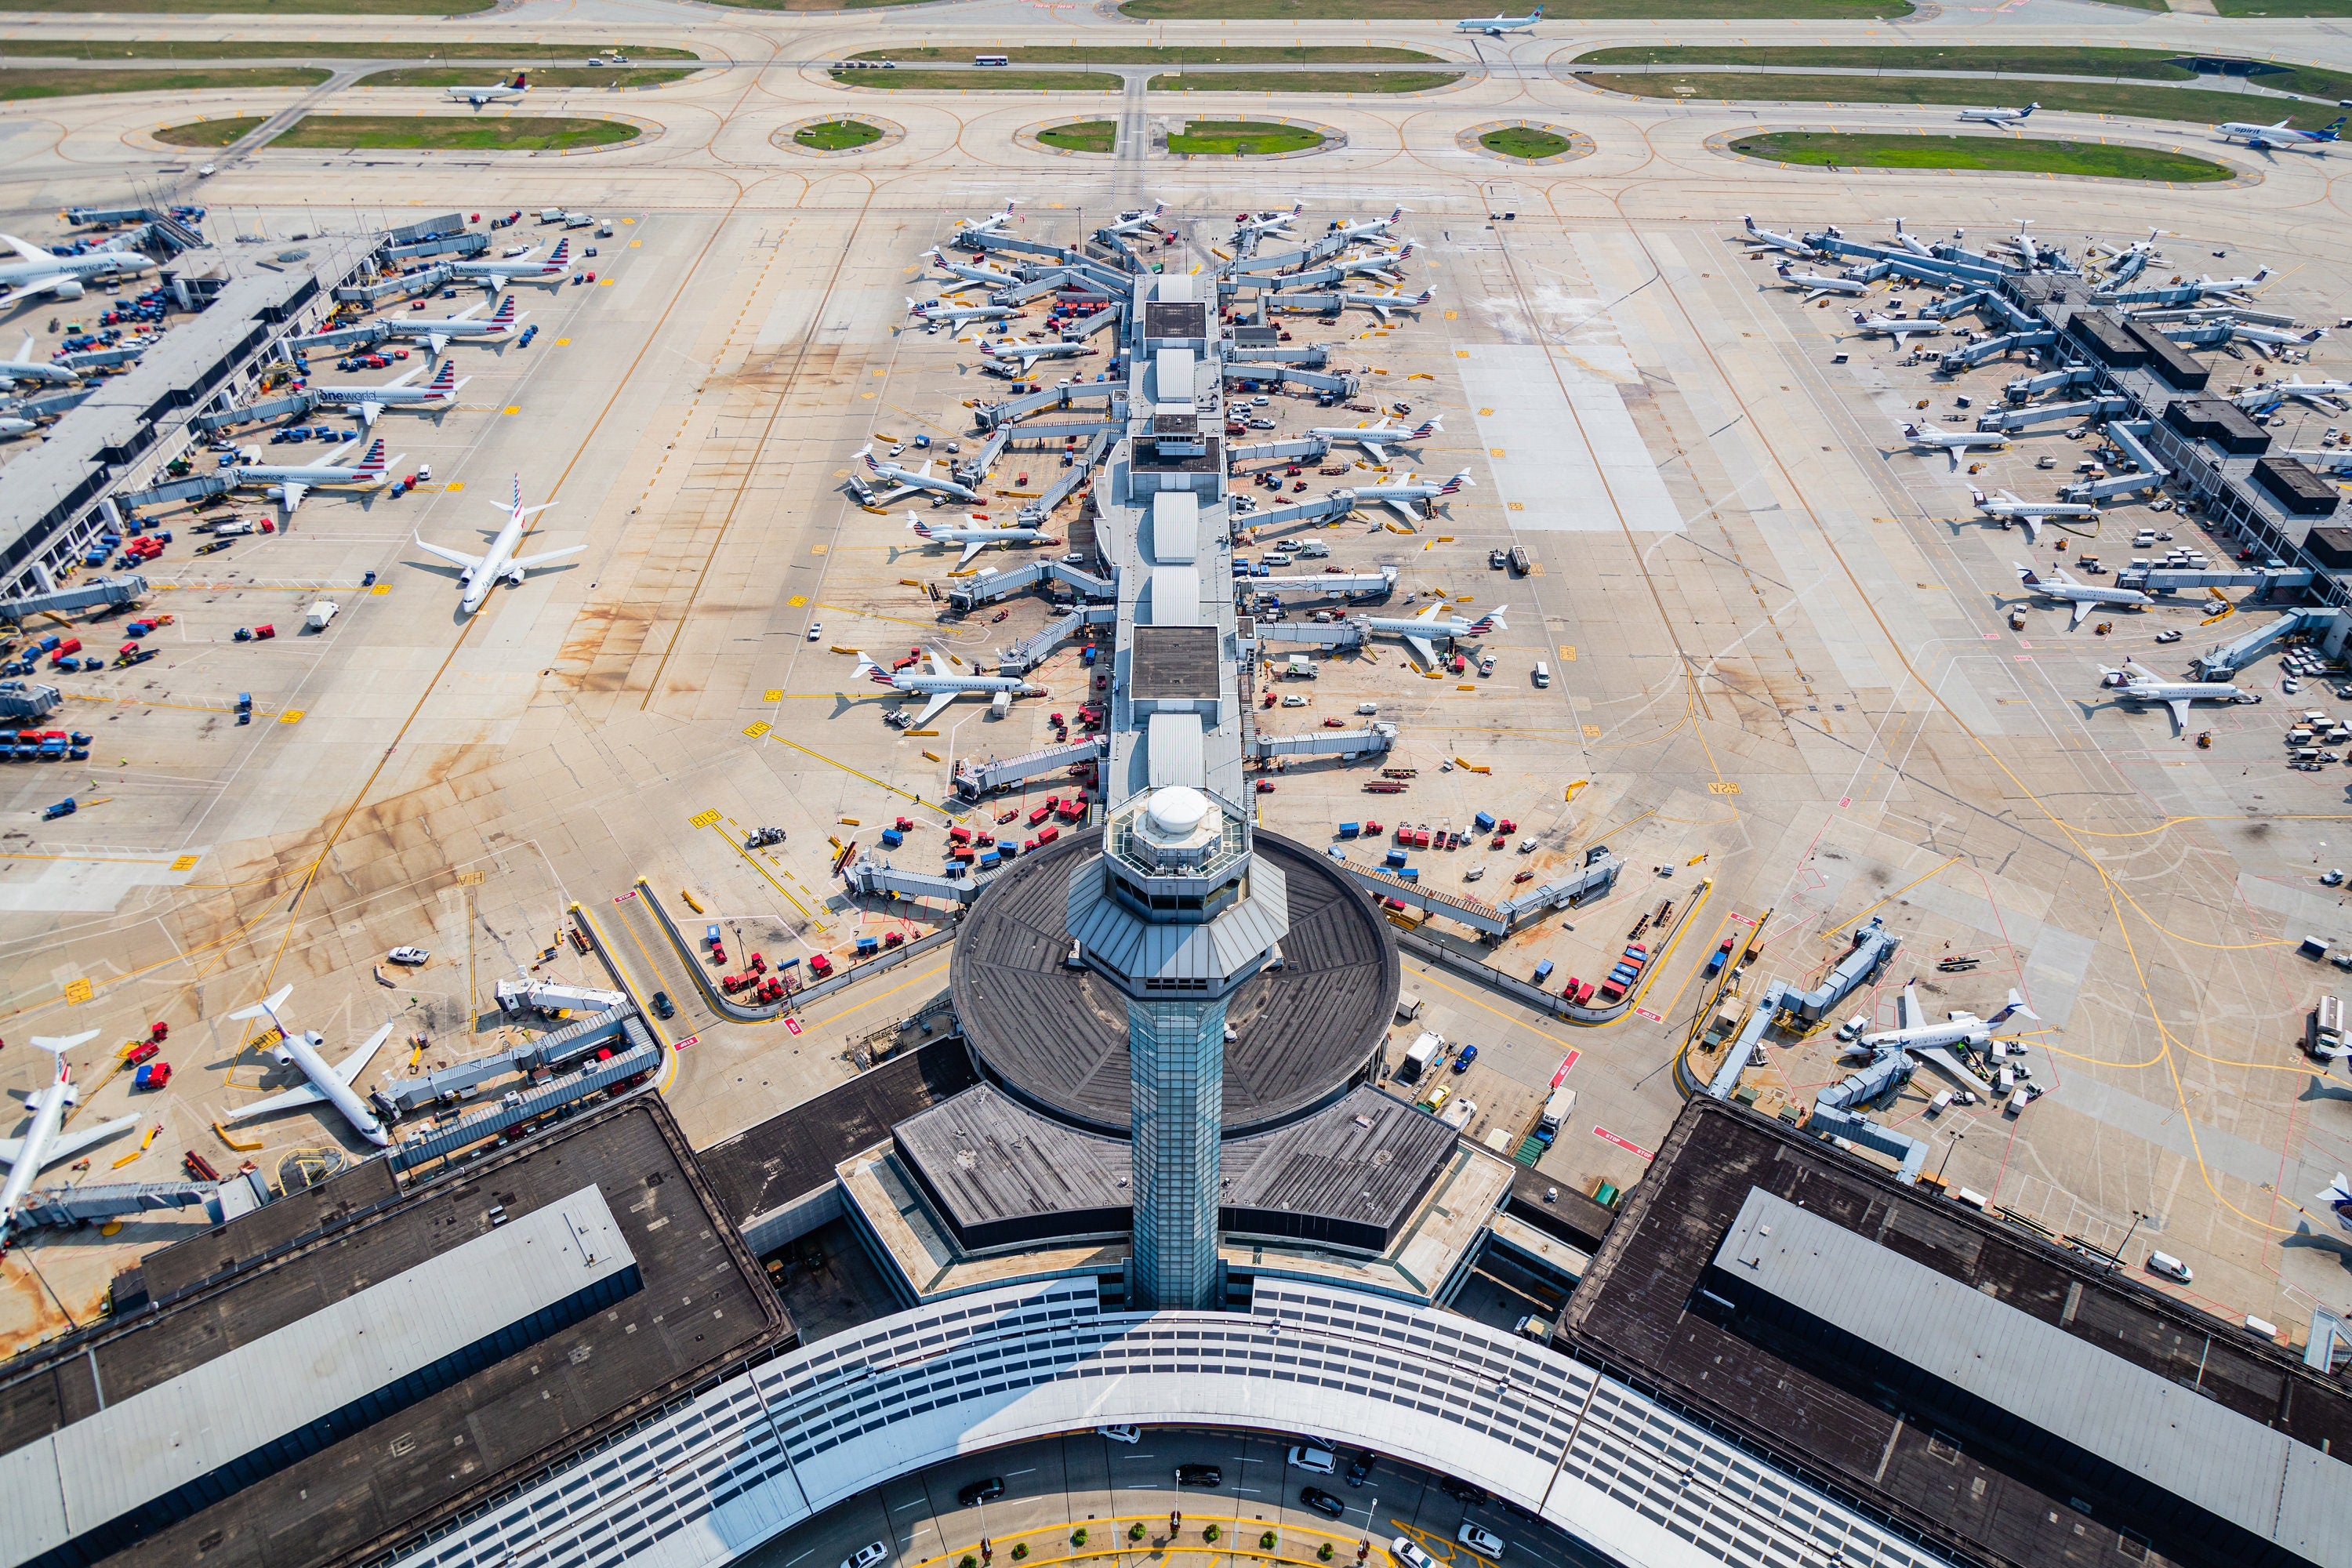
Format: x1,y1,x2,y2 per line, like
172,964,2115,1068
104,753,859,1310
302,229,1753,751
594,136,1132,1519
880,826,905,848
1384,848,1407,868
855,935,880,956
1338,822,1360,840
1534,960,1554,984
1473,811,1496,833
978,848,1002,869
1397,867,1419,883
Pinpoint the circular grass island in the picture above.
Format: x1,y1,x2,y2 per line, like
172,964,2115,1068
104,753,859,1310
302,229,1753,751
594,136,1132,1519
1728,131,2231,183
793,118,883,150
1038,118,1117,153
156,113,640,152
1480,125,1570,159
1168,119,1323,155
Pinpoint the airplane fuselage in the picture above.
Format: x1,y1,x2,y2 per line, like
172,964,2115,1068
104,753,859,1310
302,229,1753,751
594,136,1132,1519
280,1029,390,1145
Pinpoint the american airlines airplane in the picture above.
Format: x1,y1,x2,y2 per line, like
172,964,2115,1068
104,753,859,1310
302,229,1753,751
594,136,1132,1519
311,358,467,428
0,233,157,307
2099,661,2258,735
1351,470,1473,524
1103,201,1167,238
2015,561,2153,629
448,71,530,107
413,474,581,615
1455,5,1541,34
0,1032,135,1250
907,297,1016,327
383,293,527,356
906,513,1055,566
856,648,1042,728
2216,114,2343,151
226,434,400,514
223,988,394,1147
1956,102,2036,125
1347,287,1435,323
449,238,571,291
1236,202,1305,244
1331,207,1410,241
1969,486,2097,546
978,336,1091,368
953,199,1022,240
925,247,1020,292
0,332,81,386
1307,415,1438,463
860,445,982,505
1899,421,2009,469
1363,601,1504,666
0,408,35,440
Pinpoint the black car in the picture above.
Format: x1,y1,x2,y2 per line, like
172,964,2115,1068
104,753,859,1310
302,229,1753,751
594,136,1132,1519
1299,1486,1344,1519
956,1478,1005,1507
651,990,675,1020
1174,1465,1222,1489
1439,1477,1490,1506
1345,1454,1374,1488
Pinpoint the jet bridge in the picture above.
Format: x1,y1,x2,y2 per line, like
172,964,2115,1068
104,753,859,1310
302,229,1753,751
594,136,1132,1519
116,474,231,509
1774,917,1899,1023
56,343,154,372
1229,437,1332,466
1973,394,2127,434
1264,292,1345,315
1020,428,1116,524
1329,849,1621,938
333,265,451,304
1072,306,1124,342
1226,344,1332,367
844,853,988,903
15,1174,274,1232
2116,566,2310,596
1922,290,1991,321
1939,330,2056,372
997,603,1117,673
11,387,92,422
385,230,488,262
1218,362,1358,398
946,557,1114,610
2060,419,2168,503
383,1006,633,1114
0,574,149,624
1229,492,1359,537
2102,283,2203,308
960,230,1072,265
287,321,391,353
1706,984,1787,1100
951,735,1108,800
2190,608,2349,680
1249,617,1368,652
2003,365,2098,403
1251,567,1398,599
1809,237,2009,288
1251,723,1396,761
194,390,315,433
972,383,1123,431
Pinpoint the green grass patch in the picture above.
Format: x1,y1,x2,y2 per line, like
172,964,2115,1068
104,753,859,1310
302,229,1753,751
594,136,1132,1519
1571,44,2352,101
1167,118,1323,153
358,65,696,88
850,45,1439,64
793,117,884,149
1582,71,2344,130
0,64,325,99
0,0,492,12
1149,69,1458,92
0,38,696,59
152,114,263,146
241,112,639,150
2213,0,2352,13
1480,125,1570,158
831,67,1118,90
1037,118,1116,151
1123,0,1908,17
1730,130,2234,181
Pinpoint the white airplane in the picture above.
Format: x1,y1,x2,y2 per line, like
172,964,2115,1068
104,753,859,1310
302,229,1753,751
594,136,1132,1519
1900,422,2009,470
855,647,1041,727
2194,267,2276,299
1957,102,2036,125
1775,260,1867,302
2321,1173,2352,1234
448,237,570,290
861,444,982,505
383,292,527,356
907,297,1016,327
1740,216,1811,257
311,358,467,428
227,434,399,514
1455,5,1541,34
953,198,1022,239
2015,561,2153,630
0,232,157,307
906,513,1055,567
223,987,394,1148
1846,982,2035,1057
1337,246,1414,283
2231,322,2328,351
0,1032,134,1250
1969,486,2097,545
2099,660,2258,735
1888,219,1937,260
1987,221,2048,270
0,332,79,387
1332,207,1410,241
2090,227,2161,281
1352,470,1472,524
0,408,35,439
1307,415,1439,463
978,336,1091,368
448,70,530,107
1104,201,1167,238
413,474,580,615
1347,287,1435,323
1236,202,1305,243
2216,114,2343,151
1364,601,1504,666
924,247,1020,292
1849,310,1944,342
2234,376,2352,414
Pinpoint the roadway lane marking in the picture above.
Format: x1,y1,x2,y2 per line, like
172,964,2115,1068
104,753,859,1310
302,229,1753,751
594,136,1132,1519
1006,1468,1038,1476
896,1500,929,1511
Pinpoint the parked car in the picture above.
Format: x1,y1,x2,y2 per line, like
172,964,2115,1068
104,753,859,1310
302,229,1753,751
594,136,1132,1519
387,946,430,965
1457,1525,1505,1562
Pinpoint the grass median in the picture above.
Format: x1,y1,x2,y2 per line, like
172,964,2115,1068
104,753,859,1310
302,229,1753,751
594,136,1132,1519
358,66,698,88
794,118,884,149
156,112,639,150
2212,0,2352,13
1167,119,1323,153
1481,125,1571,158
1148,69,1458,92
0,65,325,99
831,67,1119,90
850,45,1440,64
0,0,493,13
1572,45,2352,102
1581,71,2345,131
1038,119,1116,151
0,39,697,59
1122,0,1909,17
1729,131,2234,181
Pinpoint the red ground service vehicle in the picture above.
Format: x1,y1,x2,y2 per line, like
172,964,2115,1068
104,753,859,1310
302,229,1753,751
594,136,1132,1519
810,954,834,978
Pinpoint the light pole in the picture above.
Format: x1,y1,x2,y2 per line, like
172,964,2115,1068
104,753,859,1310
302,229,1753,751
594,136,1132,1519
2111,1209,2152,1273
1936,1127,1965,1184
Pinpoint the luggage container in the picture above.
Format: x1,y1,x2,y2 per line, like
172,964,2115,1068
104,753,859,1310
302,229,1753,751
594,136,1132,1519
880,826,905,848
1337,822,1361,840
1473,811,1496,833
855,935,880,956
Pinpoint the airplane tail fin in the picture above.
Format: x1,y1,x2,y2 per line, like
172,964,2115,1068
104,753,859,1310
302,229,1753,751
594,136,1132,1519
354,439,390,476
428,360,459,393
2015,561,2041,586
29,1030,100,1056
510,71,528,89
2021,103,2036,115
858,444,880,471
1991,989,2038,1024
852,654,882,681
491,296,518,323
1441,469,1473,493
548,238,569,264
1969,486,1987,506
228,985,296,1024
1411,419,1438,440
1473,605,1507,633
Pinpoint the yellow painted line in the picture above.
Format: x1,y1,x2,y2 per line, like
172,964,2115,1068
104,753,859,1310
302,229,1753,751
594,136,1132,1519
1648,908,1738,1028
764,731,949,815
1595,877,1714,1032
805,958,953,1029
816,601,943,631
571,898,678,1093
702,824,818,925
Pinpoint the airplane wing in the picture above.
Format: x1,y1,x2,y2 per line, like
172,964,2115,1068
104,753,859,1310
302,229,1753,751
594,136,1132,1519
957,539,987,566
1946,448,1961,471
1370,302,1393,323
877,482,918,505
2165,699,2190,736
925,649,951,677
280,481,309,513
356,401,384,428
507,544,584,572
223,1080,329,1123
36,1113,139,1170
2068,598,2092,630
914,690,958,728
0,274,73,308
1896,982,1922,1033
2016,517,2039,546
336,1022,396,1085
1359,441,1390,463
1383,496,1421,524
414,537,486,571
424,332,452,355
1404,633,1436,666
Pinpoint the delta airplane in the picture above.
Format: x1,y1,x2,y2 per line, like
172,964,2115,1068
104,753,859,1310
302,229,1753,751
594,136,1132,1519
1900,421,2009,469
1346,287,1435,323
978,336,1091,368
227,434,399,514
953,199,1022,240
312,359,467,428
1969,486,2098,545
1455,5,1541,34
2099,660,2259,735
855,648,1042,728
383,293,526,355
1957,102,2036,125
1740,216,1812,257
0,1032,134,1250
223,988,394,1147
413,474,580,615
2015,561,2154,629
860,444,982,505
1849,310,1945,343
1775,261,1867,302
1236,202,1305,244
2216,114,2343,151
1364,601,1504,666
449,238,571,290
1352,470,1472,524
2234,376,2352,414
1308,415,1439,463
0,232,157,307
924,247,1021,292
2321,1173,2352,1233
0,332,80,387
907,297,1017,327
1845,982,2036,1057
448,71,530,107
906,513,1055,566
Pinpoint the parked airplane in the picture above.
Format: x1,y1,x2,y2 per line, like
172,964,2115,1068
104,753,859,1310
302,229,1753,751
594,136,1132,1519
953,199,1022,240
2090,227,2162,285
383,293,527,355
2233,376,2352,414
860,445,982,505
1337,247,1414,283
0,332,79,386
1774,260,1867,302
1846,982,2035,1056
1332,207,1410,241
2099,660,2258,735
0,408,34,439
312,359,467,427
227,434,399,514
978,336,1091,368
925,247,1020,291
1363,601,1504,666
2194,267,2277,298
1104,201,1167,238
448,71,530,107
1900,422,2009,469
2321,1173,2352,1235
1346,287,1435,322
2015,561,2154,629
1236,202,1305,244
1888,219,1938,260
1987,221,2049,270
2216,114,2343,151
0,232,156,307
449,238,570,290
1455,5,1541,34
413,474,579,615
1739,216,1811,257
1308,415,1438,463
1969,486,2097,545
907,297,1017,327
223,987,394,1147
0,1032,134,1250
906,513,1055,566
855,648,1042,727
1957,102,2036,125
2232,322,2328,351
1352,470,1473,524
1849,310,1945,342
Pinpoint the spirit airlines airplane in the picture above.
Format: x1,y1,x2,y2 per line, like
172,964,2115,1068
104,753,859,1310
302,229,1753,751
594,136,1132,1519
1456,5,1541,34
906,513,1055,566
2216,114,2343,151
385,293,527,355
1351,470,1473,524
0,233,156,306
1365,601,1504,666
1849,310,1944,342
1899,421,2009,469
1308,415,1438,463
2099,660,2258,735
449,238,570,290
1956,102,2036,125
414,475,580,615
223,988,394,1147
313,358,466,427
1970,486,2097,545
1775,261,1867,301
227,434,399,514
448,71,529,107
0,332,81,386
855,648,1042,727
0,1032,134,1250
2015,561,2153,629
861,445,982,505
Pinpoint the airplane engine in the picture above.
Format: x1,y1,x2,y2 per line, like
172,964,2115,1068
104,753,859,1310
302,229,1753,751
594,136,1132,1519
49,279,82,301
503,568,525,589
272,1044,297,1067
264,486,285,499
456,568,475,587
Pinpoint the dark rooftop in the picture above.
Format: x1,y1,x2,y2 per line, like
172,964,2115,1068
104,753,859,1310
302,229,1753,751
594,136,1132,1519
127,1157,401,1308
1144,300,1208,340
1131,434,1221,474
953,828,1396,1136
1131,624,1221,702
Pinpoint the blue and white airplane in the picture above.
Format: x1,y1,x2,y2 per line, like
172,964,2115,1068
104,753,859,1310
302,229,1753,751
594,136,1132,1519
1957,102,2036,126
2217,114,2343,151
448,71,530,107
1455,5,1541,35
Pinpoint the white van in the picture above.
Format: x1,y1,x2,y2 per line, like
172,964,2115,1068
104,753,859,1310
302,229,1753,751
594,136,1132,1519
1532,661,1550,688
1539,1086,1577,1132
2147,1250,2193,1283
1399,1031,1443,1082
2134,528,2157,547
1289,1444,1337,1474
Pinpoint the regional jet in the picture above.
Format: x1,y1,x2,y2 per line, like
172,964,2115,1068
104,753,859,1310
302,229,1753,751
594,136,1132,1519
855,648,1042,728
953,199,1022,241
2194,267,2277,299
907,297,1017,328
1775,260,1867,302
1969,486,2097,545
1899,421,2009,469
2216,115,2343,151
2099,660,2259,735
2321,1173,2352,1233
412,474,580,615
1308,416,1439,463
1352,470,1473,524
0,332,80,387
311,358,467,428
2015,561,2154,629
0,1032,133,1251
1236,203,1305,244
1849,310,1945,342
1846,982,2035,1056
860,445,982,505
223,987,394,1148
1956,102,2036,125
1104,201,1167,238
1363,601,1505,666
449,238,570,290
1739,216,1811,257
906,513,1055,566
0,232,157,307
1337,246,1414,284
0,408,34,439
977,336,1091,369
1889,219,1937,259
448,71,530,107
924,247,1020,292
1331,207,1410,241
1347,287,1435,323
383,293,526,356
2233,376,2352,415
1455,6,1541,35
226,434,399,514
